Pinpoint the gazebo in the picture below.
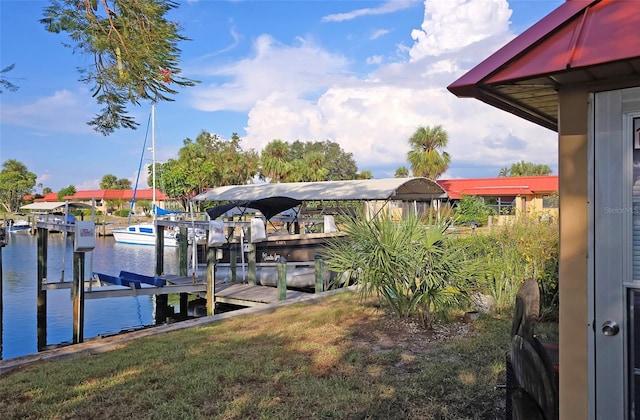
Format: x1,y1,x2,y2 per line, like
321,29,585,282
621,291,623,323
448,1,640,418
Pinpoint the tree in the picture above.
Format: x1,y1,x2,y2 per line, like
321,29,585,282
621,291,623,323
156,131,259,210
262,139,358,182
261,140,292,182
407,125,451,179
100,174,118,189
505,161,553,176
357,170,373,179
288,140,358,181
58,185,77,201
0,160,37,212
395,166,410,178
0,63,19,93
40,0,197,135
100,174,131,189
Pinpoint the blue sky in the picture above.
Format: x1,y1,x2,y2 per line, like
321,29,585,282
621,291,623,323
0,0,563,192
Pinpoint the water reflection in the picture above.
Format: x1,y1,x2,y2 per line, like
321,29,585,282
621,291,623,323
1,234,181,360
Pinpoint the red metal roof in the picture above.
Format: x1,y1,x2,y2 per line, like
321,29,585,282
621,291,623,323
34,192,60,202
437,176,558,200
57,189,170,201
448,0,640,131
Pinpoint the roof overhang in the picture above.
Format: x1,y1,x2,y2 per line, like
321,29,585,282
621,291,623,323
21,202,92,211
447,0,640,132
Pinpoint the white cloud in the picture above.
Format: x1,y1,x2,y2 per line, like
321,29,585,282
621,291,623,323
190,35,351,112
370,29,390,40
321,0,418,23
1,90,96,135
366,55,384,65
195,0,556,178
409,0,512,60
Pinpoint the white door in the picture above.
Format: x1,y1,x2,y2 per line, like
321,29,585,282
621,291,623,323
593,87,640,419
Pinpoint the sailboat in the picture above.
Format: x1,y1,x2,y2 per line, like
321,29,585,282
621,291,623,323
112,104,183,247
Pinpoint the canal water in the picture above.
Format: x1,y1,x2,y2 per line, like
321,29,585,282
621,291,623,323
1,232,184,360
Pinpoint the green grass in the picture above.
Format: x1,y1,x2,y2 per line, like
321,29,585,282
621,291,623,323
0,292,556,419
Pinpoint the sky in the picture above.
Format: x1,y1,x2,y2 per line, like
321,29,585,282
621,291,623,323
0,0,563,193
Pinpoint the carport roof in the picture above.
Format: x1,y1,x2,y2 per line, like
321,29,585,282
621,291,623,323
192,177,446,203
21,202,92,211
447,0,640,131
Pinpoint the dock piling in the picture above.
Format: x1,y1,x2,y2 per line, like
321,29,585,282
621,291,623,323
72,252,85,344
37,227,48,352
315,256,324,293
206,247,216,316
277,261,287,301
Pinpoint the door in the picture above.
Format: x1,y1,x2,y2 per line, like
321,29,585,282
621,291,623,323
593,87,640,419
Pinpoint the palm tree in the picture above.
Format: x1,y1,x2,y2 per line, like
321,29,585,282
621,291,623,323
261,140,292,182
395,166,410,178
407,125,451,179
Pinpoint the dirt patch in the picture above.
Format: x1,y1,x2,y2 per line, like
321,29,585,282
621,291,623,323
349,309,473,357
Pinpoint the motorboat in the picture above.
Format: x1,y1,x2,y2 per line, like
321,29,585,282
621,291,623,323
6,219,31,233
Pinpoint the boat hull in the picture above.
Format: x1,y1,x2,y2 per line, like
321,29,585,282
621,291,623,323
112,224,178,247
218,232,346,264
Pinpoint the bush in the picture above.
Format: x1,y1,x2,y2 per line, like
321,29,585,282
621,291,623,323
325,212,477,328
458,215,558,318
455,195,494,226
113,209,130,217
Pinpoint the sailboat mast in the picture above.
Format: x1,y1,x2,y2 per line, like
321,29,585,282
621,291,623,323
151,103,156,211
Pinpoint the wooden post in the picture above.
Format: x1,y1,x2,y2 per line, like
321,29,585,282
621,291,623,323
179,227,188,276
248,245,257,286
178,227,188,319
206,247,216,316
230,244,237,283
154,225,169,324
315,255,324,293
37,227,48,352
72,251,85,344
277,261,287,301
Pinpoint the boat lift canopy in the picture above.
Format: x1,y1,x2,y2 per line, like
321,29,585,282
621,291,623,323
206,197,303,220
192,177,446,203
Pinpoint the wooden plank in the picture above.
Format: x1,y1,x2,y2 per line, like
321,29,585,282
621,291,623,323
214,282,306,305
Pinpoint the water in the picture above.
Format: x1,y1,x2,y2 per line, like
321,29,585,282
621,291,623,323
0,233,183,360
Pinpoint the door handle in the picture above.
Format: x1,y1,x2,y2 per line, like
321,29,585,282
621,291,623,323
602,321,620,336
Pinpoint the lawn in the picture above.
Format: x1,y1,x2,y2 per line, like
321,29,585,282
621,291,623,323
0,291,557,419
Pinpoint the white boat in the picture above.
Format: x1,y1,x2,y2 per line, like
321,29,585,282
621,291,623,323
6,219,31,233
113,223,180,246
112,104,205,247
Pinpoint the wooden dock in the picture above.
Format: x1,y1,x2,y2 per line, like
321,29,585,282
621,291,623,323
214,282,307,307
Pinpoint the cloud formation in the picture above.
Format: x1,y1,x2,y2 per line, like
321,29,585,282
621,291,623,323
321,0,419,23
228,0,555,178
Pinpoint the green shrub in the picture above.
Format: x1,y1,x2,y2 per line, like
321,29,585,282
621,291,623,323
113,209,130,217
455,195,494,226
458,215,559,318
325,212,477,328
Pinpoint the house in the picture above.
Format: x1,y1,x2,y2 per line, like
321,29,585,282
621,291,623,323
26,189,177,215
437,175,558,224
448,0,640,417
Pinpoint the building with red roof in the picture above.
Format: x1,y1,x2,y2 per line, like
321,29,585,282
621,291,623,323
25,189,177,215
437,175,558,222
